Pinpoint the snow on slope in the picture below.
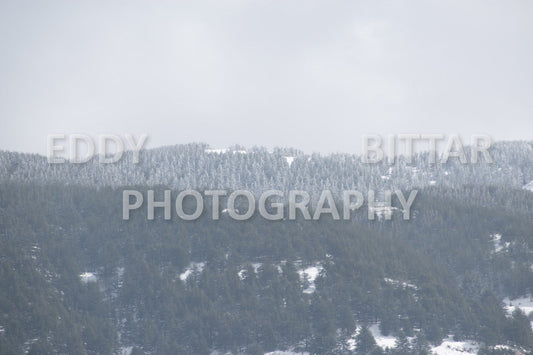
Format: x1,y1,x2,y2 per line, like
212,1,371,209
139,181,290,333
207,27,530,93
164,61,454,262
79,272,98,283
345,325,482,355
523,181,533,192
119,346,133,355
238,262,286,280
504,295,533,316
297,263,323,294
384,277,418,291
210,351,308,355
284,156,295,167
368,324,397,349
431,337,479,355
237,262,263,280
490,233,510,253
205,148,247,154
205,148,229,154
345,324,397,351
503,294,533,330
179,262,205,281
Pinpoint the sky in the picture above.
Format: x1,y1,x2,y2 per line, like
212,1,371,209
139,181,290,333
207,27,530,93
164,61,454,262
1,0,532,155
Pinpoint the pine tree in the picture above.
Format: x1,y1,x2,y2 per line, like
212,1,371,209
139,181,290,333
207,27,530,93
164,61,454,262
355,326,382,355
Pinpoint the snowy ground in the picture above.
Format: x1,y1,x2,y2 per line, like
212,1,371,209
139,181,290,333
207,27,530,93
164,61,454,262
431,337,479,355
237,262,263,280
205,148,247,154
490,233,510,253
179,262,205,281
503,295,533,316
237,261,286,280
79,271,98,283
118,346,133,355
368,324,397,349
346,325,482,355
384,277,418,291
345,324,397,351
209,351,308,355
251,262,263,273
297,263,323,294
205,148,229,154
503,294,533,330
284,156,295,167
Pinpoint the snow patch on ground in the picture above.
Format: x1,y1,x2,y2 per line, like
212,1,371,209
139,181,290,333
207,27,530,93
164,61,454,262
490,233,510,253
384,278,418,291
179,262,205,281
236,262,262,279
431,337,479,355
205,148,247,154
503,295,533,316
297,263,323,294
345,327,481,355
503,294,533,330
119,346,133,355
79,272,97,283
210,351,308,355
493,344,515,351
346,324,396,351
368,324,397,349
237,269,247,280
523,180,533,192
238,261,285,280
346,333,357,350
205,148,228,154
30,244,40,260
284,156,295,167
251,262,263,273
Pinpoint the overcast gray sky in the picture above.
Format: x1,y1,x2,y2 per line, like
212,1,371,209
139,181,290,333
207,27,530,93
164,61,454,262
1,0,532,155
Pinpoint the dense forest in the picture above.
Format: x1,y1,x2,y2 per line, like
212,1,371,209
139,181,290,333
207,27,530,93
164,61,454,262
0,142,533,354
1,141,533,194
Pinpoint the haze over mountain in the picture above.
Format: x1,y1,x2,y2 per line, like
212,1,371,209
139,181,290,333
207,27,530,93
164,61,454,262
1,1,533,155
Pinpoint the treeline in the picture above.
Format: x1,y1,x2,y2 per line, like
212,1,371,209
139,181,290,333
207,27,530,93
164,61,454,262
1,141,533,195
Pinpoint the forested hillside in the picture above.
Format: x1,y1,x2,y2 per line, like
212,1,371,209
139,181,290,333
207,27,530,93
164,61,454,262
1,143,533,354
1,141,533,194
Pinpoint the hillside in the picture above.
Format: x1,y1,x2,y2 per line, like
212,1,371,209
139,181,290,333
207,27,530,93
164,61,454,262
0,143,533,354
